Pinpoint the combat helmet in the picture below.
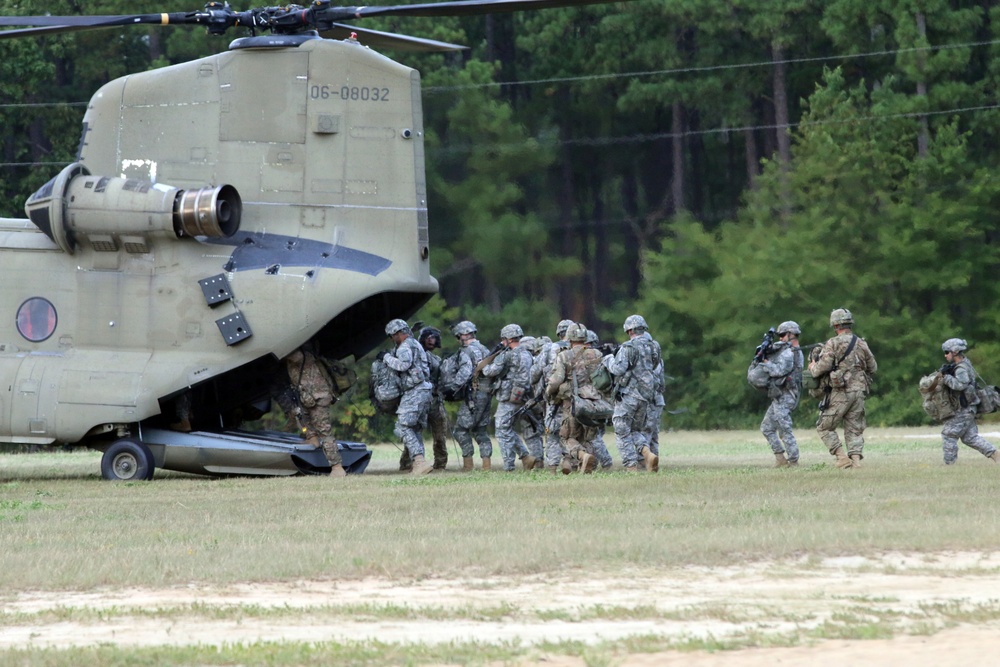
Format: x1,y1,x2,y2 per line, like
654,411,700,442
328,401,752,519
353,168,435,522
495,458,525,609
566,323,588,342
520,336,538,353
500,323,524,340
777,320,801,336
385,318,410,336
556,319,575,337
623,314,648,333
585,329,599,345
942,338,968,354
829,308,854,328
452,320,477,337
418,326,442,349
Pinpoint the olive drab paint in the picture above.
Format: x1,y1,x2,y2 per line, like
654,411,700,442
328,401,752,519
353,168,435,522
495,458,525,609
0,36,436,449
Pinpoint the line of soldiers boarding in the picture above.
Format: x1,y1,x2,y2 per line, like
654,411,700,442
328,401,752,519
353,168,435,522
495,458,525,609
375,315,664,475
278,307,1000,477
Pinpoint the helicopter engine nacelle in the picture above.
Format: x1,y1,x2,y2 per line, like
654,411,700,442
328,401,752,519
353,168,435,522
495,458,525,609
24,162,241,255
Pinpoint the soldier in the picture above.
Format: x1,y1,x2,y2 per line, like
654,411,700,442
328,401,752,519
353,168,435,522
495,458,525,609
399,326,449,471
759,321,804,467
808,308,877,469
450,320,494,471
546,323,604,473
518,336,545,467
603,314,661,472
283,344,347,477
536,319,575,471
936,338,1000,465
481,324,537,472
382,318,434,475
585,329,615,471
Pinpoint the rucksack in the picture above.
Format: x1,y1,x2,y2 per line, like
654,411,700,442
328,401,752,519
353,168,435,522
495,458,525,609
438,350,469,402
747,360,771,392
919,373,958,422
976,384,1000,415
369,358,401,414
590,364,614,394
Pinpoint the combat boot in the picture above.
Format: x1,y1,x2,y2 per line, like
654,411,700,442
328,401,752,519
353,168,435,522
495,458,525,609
462,457,474,472
787,458,799,467
774,453,790,468
625,465,638,472
560,457,573,475
833,447,853,469
849,454,863,468
481,457,492,471
533,458,545,470
990,451,1000,463
433,459,448,471
521,454,537,471
640,446,659,472
329,464,347,478
410,454,433,475
547,465,559,474
578,451,597,474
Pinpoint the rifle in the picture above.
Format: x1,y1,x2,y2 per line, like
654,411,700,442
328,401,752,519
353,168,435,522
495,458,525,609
512,392,544,434
471,341,505,392
753,327,777,363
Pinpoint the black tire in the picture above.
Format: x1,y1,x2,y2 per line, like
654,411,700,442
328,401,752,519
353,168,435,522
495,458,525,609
101,439,155,481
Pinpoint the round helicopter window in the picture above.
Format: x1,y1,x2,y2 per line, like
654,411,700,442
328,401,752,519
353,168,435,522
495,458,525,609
16,297,58,343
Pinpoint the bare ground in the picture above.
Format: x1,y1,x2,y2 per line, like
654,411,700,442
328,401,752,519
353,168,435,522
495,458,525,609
3,552,1000,665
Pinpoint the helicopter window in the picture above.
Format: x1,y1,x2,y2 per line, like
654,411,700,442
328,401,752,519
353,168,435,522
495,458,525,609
16,297,58,343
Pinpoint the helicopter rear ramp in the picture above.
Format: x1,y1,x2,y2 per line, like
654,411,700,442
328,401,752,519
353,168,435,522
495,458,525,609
139,428,371,477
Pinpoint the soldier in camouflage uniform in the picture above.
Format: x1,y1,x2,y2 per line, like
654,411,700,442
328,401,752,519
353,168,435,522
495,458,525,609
481,324,538,472
283,344,346,477
638,329,666,470
535,319,575,471
603,314,661,472
546,323,604,473
450,321,494,471
382,318,434,475
759,321,804,468
585,329,615,470
808,308,877,469
518,336,545,466
399,326,449,472
936,338,1000,465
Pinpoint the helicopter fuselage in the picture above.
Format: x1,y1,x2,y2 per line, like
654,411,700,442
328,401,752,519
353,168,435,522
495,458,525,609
0,35,436,447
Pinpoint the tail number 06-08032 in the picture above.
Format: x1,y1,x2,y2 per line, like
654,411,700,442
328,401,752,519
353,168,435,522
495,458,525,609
310,85,390,102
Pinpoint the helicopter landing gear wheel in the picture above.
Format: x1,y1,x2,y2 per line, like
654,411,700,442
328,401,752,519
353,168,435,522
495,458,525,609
101,439,155,481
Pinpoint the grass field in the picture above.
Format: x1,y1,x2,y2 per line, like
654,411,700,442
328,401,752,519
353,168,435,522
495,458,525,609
2,426,999,665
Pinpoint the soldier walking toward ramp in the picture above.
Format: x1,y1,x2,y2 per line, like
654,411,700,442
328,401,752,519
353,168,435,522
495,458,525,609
603,314,661,472
382,318,434,475
808,308,877,469
546,323,604,473
535,319,575,471
399,326,449,471
759,321,804,467
481,324,537,472
450,321,494,471
935,338,1000,465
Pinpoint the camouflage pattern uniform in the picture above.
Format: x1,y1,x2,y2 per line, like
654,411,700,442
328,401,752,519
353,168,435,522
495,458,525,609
284,346,341,467
518,336,545,462
452,337,494,461
482,327,534,471
759,341,803,464
604,316,662,469
536,320,573,467
640,331,666,462
546,334,604,472
938,339,997,464
383,334,433,460
399,334,449,471
810,312,877,463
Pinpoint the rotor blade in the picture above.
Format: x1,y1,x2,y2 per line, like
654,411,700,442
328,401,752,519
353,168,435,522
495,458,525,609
324,0,625,21
0,14,189,28
321,23,467,52
0,24,112,40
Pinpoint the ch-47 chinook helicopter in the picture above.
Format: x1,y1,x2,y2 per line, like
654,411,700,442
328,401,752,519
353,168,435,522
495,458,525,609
0,0,618,480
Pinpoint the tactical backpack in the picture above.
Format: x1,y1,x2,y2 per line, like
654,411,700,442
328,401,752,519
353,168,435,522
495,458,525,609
571,370,614,428
437,350,468,402
976,380,1000,415
919,372,958,422
369,357,402,414
319,357,357,396
746,360,771,392
590,364,615,394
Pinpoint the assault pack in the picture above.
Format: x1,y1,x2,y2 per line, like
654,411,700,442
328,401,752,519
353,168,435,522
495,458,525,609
437,349,469,402
369,357,402,414
919,372,959,422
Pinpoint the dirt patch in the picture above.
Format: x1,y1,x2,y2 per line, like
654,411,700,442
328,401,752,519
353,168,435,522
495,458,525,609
3,551,1000,665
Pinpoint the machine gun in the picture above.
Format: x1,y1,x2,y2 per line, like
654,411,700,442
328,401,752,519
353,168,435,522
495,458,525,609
753,327,777,363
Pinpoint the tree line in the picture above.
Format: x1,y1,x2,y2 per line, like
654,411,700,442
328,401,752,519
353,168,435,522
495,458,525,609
3,0,1000,431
